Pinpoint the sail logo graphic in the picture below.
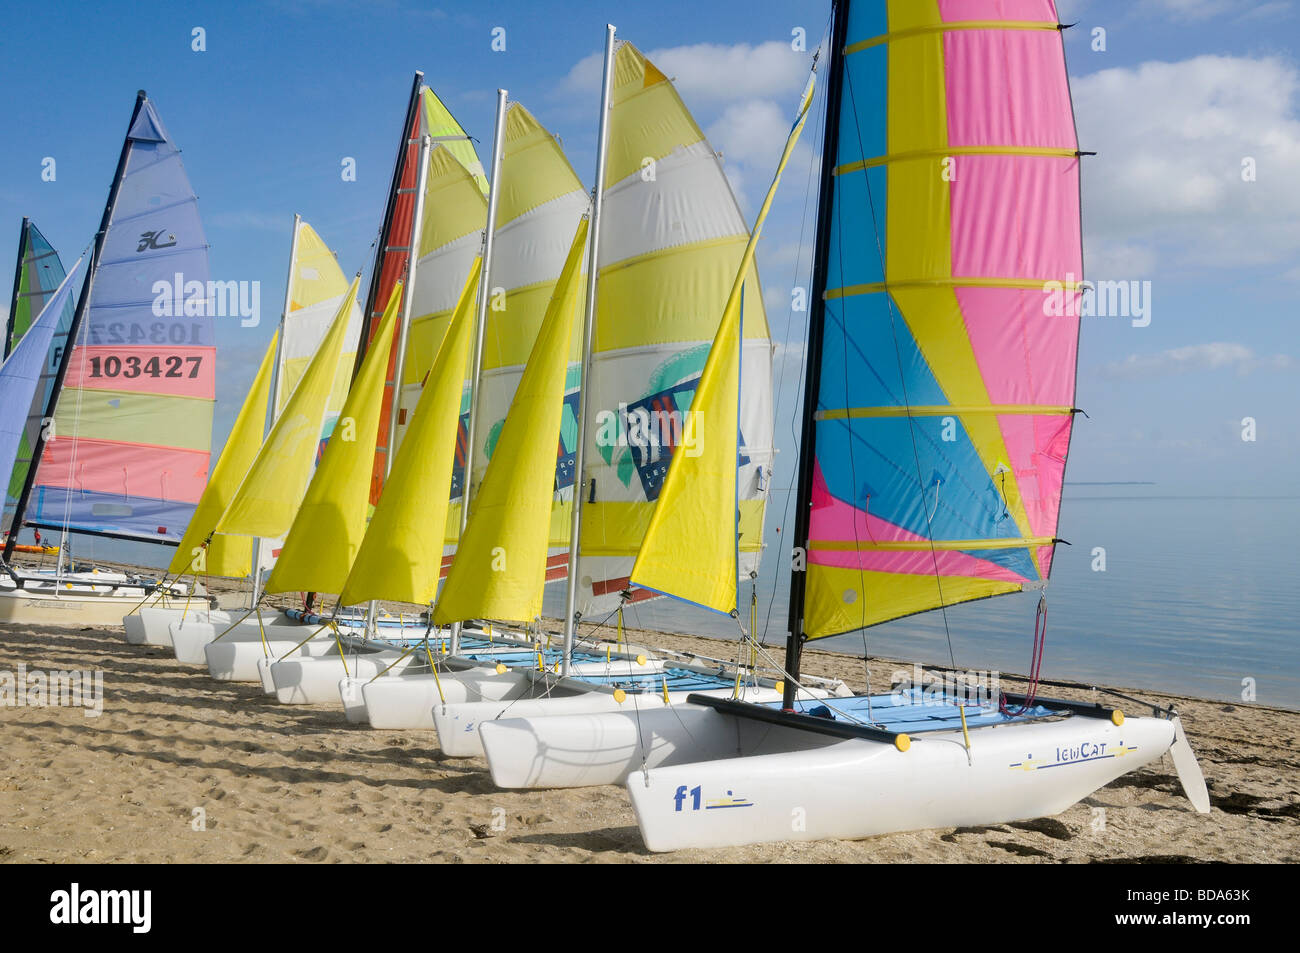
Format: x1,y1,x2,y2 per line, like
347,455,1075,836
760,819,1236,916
673,785,754,812
137,229,178,252
49,883,151,933
595,377,748,501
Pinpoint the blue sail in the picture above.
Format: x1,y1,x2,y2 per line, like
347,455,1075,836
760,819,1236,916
4,222,77,506
29,98,216,542
1,259,82,532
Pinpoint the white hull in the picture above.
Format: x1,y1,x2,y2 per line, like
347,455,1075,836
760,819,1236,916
205,635,336,682
1,577,160,627
269,648,417,705
482,694,829,788
352,667,531,729
129,605,226,647
448,680,835,760
626,713,1176,851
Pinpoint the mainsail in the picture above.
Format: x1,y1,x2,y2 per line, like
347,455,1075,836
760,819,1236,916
4,220,77,510
1,261,83,532
631,76,817,614
364,81,489,504
577,43,774,613
22,95,215,544
793,0,1083,640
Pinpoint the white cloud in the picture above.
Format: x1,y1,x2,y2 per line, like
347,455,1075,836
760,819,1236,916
1074,54,1300,272
1099,342,1297,378
560,40,809,107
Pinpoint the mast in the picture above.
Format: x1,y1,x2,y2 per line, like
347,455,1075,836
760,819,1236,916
251,213,300,606
448,89,508,656
355,71,424,377
4,218,28,361
561,25,617,676
783,1,848,710
3,91,146,563
366,132,432,635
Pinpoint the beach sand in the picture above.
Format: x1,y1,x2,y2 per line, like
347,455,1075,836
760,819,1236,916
1,594,1297,864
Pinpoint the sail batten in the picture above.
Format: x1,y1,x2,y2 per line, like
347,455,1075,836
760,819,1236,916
798,0,1082,639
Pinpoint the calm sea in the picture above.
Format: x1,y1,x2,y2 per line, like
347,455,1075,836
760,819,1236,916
72,490,1300,711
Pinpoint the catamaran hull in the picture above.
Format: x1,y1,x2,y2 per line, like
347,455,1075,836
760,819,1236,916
454,684,833,762
481,700,818,788
343,667,528,726
205,636,338,681
269,651,417,705
0,586,156,627
626,714,1176,851
128,605,229,647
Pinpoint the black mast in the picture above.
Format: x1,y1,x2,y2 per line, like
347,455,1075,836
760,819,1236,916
4,218,29,360
352,71,424,380
3,91,146,563
782,0,851,710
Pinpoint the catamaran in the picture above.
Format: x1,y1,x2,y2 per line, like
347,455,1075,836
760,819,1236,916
289,35,843,745
2,92,213,626
126,214,365,649
475,1,1211,852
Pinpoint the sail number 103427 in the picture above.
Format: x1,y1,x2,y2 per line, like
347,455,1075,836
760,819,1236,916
88,355,203,379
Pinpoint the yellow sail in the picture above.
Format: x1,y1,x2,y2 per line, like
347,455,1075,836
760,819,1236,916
215,277,360,539
339,259,482,607
629,76,816,613
435,219,588,624
167,329,279,578
264,282,403,595
576,43,774,615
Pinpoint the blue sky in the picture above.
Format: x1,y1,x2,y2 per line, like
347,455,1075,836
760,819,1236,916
1,0,1296,503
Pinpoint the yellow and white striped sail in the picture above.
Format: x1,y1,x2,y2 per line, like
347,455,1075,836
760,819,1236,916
339,259,481,607
265,282,403,596
476,102,589,546
398,147,488,462
167,329,279,578
215,277,360,540
631,76,816,613
280,221,364,423
578,42,774,614
435,219,588,624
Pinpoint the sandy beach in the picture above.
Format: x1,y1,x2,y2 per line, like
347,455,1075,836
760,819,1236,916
1,592,1297,864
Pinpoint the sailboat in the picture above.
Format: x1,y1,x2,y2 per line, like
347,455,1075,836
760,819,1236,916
484,1,1210,851
415,35,849,758
4,219,77,551
1,91,214,626
129,215,364,650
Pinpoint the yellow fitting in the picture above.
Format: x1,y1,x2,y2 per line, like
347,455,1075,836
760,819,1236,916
636,654,647,666
1111,709,1125,726
613,688,627,704
774,681,784,695
894,733,911,752
494,663,507,675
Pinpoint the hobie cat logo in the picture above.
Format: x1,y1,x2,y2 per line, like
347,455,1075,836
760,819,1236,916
49,883,151,933
137,228,177,252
